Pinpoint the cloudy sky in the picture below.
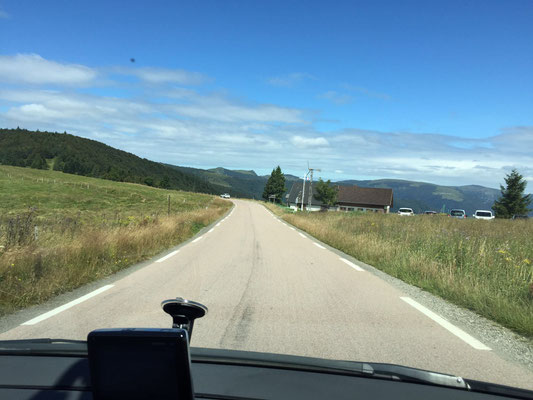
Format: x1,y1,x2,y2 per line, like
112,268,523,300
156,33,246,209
1,1,532,189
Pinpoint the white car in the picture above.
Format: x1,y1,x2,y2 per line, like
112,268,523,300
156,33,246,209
220,193,231,199
473,210,494,220
397,208,415,216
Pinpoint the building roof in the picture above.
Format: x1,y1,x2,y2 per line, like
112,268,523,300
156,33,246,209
337,185,393,207
287,182,393,208
286,181,325,207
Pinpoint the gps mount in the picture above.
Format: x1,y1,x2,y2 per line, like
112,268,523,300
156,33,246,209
161,297,208,339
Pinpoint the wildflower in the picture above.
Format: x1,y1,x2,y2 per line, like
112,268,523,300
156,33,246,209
497,249,506,254
11,263,14,267
505,257,511,262
524,259,531,265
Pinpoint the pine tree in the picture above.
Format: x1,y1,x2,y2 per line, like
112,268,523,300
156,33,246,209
262,166,286,202
492,169,531,218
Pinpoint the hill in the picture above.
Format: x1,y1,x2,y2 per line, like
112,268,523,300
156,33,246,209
337,179,501,215
0,128,219,194
0,164,230,315
168,165,300,199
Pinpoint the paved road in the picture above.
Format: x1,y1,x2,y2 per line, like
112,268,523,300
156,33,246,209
1,200,532,389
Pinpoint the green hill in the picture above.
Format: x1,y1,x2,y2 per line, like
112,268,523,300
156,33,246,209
0,128,218,194
168,165,300,199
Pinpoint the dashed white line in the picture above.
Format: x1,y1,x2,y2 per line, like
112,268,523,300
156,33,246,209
216,223,221,227
208,228,215,233
192,236,203,243
400,297,491,350
289,227,295,231
313,243,326,249
21,285,115,326
298,232,307,238
156,250,180,263
339,257,365,272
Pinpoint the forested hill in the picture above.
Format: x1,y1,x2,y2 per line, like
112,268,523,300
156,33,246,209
0,128,218,194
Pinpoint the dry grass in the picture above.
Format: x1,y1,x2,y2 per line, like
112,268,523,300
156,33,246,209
265,203,533,338
0,166,231,315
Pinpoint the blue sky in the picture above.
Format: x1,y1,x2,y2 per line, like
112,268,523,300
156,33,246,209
0,0,532,188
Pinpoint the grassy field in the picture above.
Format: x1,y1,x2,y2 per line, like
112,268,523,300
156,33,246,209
265,203,533,339
0,165,231,315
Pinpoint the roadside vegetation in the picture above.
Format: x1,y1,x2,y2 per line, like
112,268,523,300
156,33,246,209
0,165,231,315
265,203,533,338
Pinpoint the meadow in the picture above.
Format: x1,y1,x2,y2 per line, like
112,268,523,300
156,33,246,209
0,165,231,315
265,203,533,338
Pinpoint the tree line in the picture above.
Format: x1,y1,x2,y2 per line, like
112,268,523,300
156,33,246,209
0,128,218,194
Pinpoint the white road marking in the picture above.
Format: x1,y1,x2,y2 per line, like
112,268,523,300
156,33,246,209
192,236,203,243
156,250,180,263
216,223,221,227
339,257,365,272
21,285,114,326
313,243,326,249
289,227,295,231
400,297,491,350
208,228,215,233
298,233,307,238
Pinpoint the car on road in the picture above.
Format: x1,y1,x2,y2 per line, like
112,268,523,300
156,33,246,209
449,209,467,219
220,193,231,199
424,210,437,215
397,208,415,216
473,210,494,220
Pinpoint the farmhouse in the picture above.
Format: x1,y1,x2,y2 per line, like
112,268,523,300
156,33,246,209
286,182,393,213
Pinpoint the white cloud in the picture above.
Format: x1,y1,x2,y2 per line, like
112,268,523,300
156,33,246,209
267,72,315,87
290,135,329,148
0,54,531,189
342,84,391,100
318,91,353,105
0,54,97,85
126,67,208,85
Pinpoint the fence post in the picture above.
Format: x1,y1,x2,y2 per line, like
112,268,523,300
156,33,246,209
168,195,170,216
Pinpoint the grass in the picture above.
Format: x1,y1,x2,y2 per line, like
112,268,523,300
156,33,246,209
0,165,231,315
264,202,533,339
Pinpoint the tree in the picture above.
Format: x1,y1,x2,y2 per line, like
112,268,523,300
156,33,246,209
159,175,171,189
262,166,286,202
314,178,338,206
492,169,531,218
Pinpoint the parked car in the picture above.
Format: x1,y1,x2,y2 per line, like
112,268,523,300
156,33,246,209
473,210,494,220
424,211,437,215
220,193,231,199
397,208,415,216
512,214,529,220
449,209,466,219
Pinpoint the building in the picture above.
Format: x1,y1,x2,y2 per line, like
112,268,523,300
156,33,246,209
286,182,393,213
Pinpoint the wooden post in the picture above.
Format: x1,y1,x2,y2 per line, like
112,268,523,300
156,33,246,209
168,195,170,216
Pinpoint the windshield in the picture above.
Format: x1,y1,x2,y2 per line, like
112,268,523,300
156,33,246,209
476,211,492,217
1,0,532,392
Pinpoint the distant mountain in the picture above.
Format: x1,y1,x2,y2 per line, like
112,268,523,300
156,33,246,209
337,179,501,215
0,128,507,212
168,165,300,199
0,128,219,194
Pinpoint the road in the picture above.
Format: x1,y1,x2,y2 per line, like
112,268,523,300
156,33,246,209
1,199,532,389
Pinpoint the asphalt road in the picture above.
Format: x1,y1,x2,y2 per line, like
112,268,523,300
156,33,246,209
1,200,532,390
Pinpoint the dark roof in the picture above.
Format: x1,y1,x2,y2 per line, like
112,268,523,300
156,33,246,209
338,186,393,207
286,181,325,206
287,182,393,208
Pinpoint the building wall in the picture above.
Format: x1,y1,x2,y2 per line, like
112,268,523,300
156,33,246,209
289,203,390,213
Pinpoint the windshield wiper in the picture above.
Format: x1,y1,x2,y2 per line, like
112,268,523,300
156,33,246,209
365,363,468,389
0,338,87,356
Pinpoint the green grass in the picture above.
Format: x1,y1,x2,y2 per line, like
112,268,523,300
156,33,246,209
0,165,231,315
265,203,533,339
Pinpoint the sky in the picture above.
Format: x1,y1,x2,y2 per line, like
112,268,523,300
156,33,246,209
0,0,532,189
